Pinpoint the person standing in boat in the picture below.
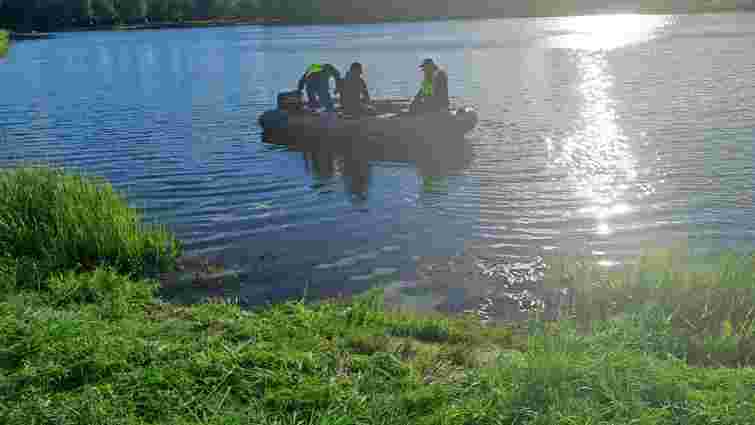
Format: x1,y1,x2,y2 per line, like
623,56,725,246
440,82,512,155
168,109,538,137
297,63,342,113
410,58,449,114
341,62,372,117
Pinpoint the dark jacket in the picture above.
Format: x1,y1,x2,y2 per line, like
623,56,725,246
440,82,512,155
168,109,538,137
341,70,370,113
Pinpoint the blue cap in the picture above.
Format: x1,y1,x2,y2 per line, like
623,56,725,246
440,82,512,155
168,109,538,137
420,58,436,69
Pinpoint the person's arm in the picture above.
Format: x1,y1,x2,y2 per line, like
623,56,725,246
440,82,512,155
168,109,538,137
361,78,370,103
411,87,423,106
335,78,344,96
297,72,307,92
332,68,342,81
434,71,449,107
333,73,343,96
324,65,342,95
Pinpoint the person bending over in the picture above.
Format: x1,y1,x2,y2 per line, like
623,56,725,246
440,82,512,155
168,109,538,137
297,63,342,112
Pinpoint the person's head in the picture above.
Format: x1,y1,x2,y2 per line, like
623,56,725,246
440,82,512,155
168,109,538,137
420,58,437,79
349,62,363,75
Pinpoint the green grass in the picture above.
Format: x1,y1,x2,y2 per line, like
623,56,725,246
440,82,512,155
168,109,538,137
2,278,754,424
0,166,181,290
0,30,8,57
0,165,754,424
543,248,755,367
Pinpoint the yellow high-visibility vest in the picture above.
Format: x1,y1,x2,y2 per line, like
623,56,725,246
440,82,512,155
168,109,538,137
421,78,434,97
306,64,323,76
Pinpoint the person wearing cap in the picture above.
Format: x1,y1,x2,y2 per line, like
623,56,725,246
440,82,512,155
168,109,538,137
297,63,342,112
340,62,372,117
410,58,449,114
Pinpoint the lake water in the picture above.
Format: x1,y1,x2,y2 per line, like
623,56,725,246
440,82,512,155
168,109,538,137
1,13,754,318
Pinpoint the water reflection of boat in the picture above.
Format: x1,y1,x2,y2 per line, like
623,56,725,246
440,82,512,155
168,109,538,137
261,127,474,176
298,148,371,201
262,130,474,202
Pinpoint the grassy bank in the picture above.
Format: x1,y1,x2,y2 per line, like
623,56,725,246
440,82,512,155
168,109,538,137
1,166,754,424
0,30,8,57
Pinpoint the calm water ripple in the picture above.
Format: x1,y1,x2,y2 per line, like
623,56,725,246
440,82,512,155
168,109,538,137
2,13,754,314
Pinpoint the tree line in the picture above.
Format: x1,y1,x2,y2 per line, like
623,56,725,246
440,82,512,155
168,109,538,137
0,0,323,31
2,0,752,32
0,0,236,30
0,0,646,31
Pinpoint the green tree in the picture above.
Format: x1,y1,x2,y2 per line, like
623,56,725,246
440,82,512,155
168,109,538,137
74,0,93,23
1,0,36,30
51,0,92,27
92,0,117,20
146,0,193,21
116,0,147,22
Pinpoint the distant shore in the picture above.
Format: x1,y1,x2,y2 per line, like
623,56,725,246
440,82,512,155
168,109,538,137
7,7,755,36
21,15,464,34
71,17,285,32
9,31,54,40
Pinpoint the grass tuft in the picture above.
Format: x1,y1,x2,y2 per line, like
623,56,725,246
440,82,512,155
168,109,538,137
0,166,181,291
47,267,158,319
544,247,755,366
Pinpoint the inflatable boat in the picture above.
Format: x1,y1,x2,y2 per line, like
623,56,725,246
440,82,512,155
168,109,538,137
258,96,478,144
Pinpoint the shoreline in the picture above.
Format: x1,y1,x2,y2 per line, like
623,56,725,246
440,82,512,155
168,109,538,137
2,158,754,422
9,31,54,40
11,8,755,35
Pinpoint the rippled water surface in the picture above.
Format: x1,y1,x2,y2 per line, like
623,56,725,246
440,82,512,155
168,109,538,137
2,13,754,315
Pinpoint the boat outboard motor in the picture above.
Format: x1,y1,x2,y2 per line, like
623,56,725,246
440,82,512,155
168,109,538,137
258,109,289,130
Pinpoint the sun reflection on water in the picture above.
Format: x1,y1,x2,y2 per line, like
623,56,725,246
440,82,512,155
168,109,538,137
549,15,672,239
544,14,673,51
552,50,637,237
